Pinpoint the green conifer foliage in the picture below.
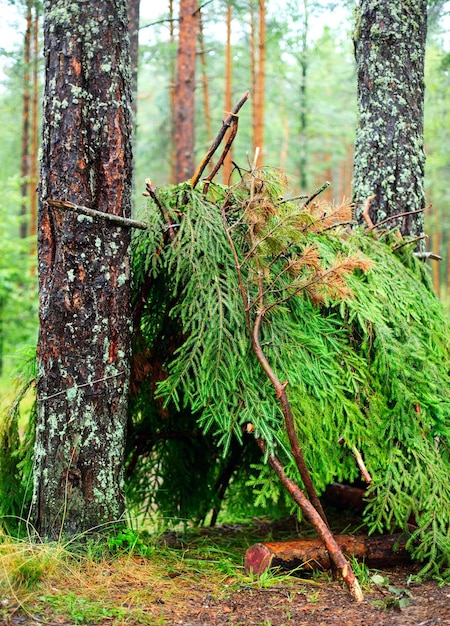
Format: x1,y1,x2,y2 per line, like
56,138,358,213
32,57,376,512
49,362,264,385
129,167,450,577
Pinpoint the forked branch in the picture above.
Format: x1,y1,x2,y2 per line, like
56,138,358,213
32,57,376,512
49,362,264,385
191,90,249,189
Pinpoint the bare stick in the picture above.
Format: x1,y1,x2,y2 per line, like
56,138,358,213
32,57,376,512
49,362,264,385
367,206,427,232
413,251,443,261
393,234,428,251
48,199,148,230
143,178,177,241
203,117,239,194
361,194,376,230
191,90,249,188
252,306,329,526
351,446,372,484
256,438,364,602
278,194,309,205
302,181,330,208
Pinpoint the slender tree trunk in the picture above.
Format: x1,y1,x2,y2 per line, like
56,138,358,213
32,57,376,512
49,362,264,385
198,11,212,145
223,2,233,183
127,0,140,125
352,1,427,244
29,2,39,266
174,0,199,182
20,1,32,240
33,0,133,539
298,0,308,190
169,0,176,183
252,0,265,167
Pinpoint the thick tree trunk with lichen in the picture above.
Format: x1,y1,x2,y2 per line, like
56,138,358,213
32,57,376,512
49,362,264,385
33,0,133,539
352,1,427,243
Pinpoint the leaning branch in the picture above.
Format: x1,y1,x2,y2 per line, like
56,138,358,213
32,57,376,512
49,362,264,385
367,206,427,232
190,90,249,188
302,181,330,208
48,199,148,230
256,438,364,602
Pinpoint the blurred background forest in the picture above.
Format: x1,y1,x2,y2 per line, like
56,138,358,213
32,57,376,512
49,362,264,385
0,0,449,385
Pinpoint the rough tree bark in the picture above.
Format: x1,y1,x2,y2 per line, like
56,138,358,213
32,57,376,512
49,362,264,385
352,1,427,243
33,0,134,539
174,0,199,182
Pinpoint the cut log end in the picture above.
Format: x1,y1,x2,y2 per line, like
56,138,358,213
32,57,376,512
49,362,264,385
244,542,274,575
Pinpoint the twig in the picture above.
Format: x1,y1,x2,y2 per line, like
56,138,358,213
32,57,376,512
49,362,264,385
191,91,249,188
256,438,364,602
322,220,355,232
351,446,372,484
143,178,177,241
39,371,125,402
413,251,442,261
139,17,178,30
302,181,330,208
367,206,428,232
393,234,428,251
278,194,309,205
48,199,148,230
203,116,239,194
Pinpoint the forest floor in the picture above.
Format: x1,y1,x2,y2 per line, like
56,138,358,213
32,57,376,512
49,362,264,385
1,517,449,626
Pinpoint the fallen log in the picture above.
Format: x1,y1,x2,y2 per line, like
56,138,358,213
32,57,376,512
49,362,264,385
244,534,411,575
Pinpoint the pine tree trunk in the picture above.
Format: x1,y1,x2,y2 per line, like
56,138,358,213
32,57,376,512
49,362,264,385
127,0,140,123
29,2,39,266
352,1,427,243
20,2,32,240
33,0,133,539
169,0,176,183
298,0,308,190
174,0,199,182
198,10,212,158
223,2,233,183
252,0,265,167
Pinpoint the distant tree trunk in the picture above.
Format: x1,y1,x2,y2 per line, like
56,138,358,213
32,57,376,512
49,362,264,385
352,1,427,244
198,10,212,145
251,0,265,167
223,2,233,183
169,0,176,183
174,0,199,182
29,2,39,266
127,0,140,123
20,1,32,240
33,0,133,539
298,0,308,189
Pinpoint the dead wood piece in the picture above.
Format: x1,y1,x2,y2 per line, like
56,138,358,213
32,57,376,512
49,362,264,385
190,90,249,188
244,533,411,576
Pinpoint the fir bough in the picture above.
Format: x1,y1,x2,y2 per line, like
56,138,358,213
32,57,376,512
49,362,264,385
129,168,449,577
